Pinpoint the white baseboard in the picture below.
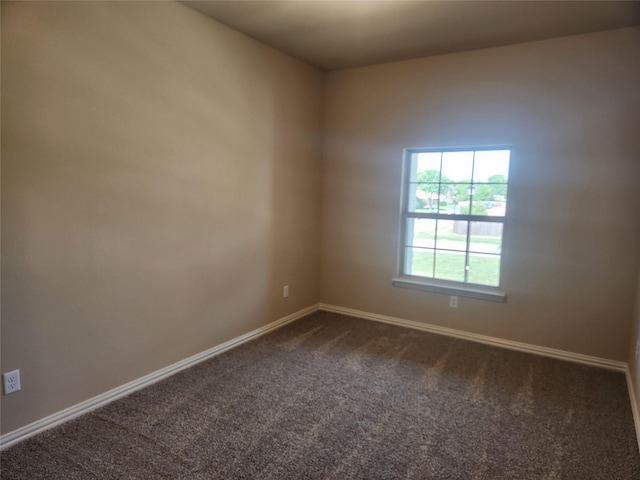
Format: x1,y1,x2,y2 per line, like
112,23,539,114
625,367,640,453
4,302,634,451
318,303,627,371
0,304,319,451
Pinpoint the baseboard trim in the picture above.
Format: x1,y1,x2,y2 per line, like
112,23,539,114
625,367,640,453
318,303,626,372
0,304,319,451
3,302,631,450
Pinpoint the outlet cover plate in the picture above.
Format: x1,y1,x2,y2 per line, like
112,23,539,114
449,295,459,308
3,370,21,395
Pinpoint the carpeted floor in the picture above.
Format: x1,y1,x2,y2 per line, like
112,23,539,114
1,311,639,479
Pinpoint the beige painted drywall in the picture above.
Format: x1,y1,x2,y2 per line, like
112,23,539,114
630,266,640,427
0,1,322,435
321,27,640,361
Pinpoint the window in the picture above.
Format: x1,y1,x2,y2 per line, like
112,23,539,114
393,147,511,301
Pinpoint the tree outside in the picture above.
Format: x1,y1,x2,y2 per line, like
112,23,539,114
415,170,507,215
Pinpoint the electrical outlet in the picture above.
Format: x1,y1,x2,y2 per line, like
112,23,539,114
283,285,289,298
449,295,458,308
636,341,640,362
3,370,21,395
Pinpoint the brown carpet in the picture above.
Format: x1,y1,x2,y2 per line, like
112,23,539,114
1,311,639,479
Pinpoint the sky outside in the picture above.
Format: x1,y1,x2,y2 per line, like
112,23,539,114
416,150,510,183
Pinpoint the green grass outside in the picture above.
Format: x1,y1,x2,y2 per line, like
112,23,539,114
410,250,500,287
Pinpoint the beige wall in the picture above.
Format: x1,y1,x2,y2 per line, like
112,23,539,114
321,27,640,361
630,266,640,428
1,1,323,434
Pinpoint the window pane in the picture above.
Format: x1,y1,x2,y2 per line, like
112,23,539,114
492,200,506,216
470,200,490,216
441,151,473,183
434,250,466,282
440,184,475,214
406,218,436,248
469,222,503,254
405,247,434,278
408,183,440,212
467,253,501,286
472,150,509,215
473,150,510,183
434,184,462,214
413,152,441,182
435,220,467,252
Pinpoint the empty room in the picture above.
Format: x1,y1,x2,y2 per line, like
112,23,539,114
1,1,640,478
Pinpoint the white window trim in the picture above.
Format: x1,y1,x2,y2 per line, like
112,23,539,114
391,276,506,302
393,146,511,302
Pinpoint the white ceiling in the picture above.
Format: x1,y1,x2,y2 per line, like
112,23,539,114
181,1,640,71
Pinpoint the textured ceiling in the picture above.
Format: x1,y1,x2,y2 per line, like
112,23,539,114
181,1,640,71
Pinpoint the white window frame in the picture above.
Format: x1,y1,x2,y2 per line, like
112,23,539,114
392,146,511,302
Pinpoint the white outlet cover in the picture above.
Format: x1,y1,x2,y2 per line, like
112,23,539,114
3,370,21,395
449,296,459,308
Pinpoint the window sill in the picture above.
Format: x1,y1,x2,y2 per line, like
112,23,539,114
392,276,506,303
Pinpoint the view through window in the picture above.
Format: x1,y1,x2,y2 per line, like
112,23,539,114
400,147,510,288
